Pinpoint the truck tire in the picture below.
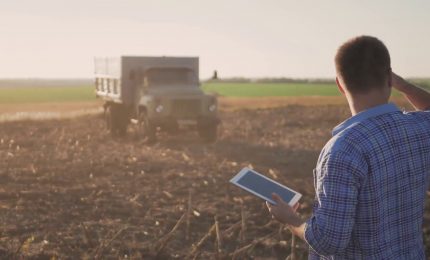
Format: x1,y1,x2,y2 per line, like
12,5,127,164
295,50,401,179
138,111,156,142
198,123,218,143
105,104,128,136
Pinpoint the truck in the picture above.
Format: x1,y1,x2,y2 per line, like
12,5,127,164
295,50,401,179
94,56,219,142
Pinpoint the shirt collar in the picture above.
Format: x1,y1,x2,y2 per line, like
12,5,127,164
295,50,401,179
332,103,400,136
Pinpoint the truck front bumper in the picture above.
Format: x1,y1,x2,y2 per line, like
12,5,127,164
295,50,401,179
149,115,220,127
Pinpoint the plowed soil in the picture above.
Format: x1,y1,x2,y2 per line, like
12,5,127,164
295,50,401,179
0,98,429,259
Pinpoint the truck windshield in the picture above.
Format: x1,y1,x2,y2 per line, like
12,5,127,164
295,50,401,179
145,68,196,86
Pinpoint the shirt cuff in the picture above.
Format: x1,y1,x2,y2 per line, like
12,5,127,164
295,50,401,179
303,216,330,256
304,217,318,250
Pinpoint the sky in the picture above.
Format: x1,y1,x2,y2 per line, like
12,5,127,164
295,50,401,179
0,0,429,79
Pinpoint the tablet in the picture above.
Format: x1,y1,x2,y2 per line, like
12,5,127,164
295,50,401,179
230,167,302,206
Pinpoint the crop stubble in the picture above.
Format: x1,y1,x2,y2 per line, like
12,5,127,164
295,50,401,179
0,98,428,259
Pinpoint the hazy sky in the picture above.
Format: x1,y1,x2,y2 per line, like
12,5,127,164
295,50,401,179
1,0,429,78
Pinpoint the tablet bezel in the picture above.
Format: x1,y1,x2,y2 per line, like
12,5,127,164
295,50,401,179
230,167,302,206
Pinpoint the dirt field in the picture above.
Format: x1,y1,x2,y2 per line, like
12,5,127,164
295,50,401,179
0,97,429,259
0,101,102,122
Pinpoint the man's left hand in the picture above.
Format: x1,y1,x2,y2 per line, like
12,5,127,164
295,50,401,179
266,193,302,227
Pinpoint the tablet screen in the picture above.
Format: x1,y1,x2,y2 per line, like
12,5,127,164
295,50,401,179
236,170,296,203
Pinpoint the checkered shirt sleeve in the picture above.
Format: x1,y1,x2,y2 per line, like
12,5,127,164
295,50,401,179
304,151,367,255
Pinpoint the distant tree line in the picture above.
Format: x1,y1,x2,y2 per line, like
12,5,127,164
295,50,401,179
204,77,336,84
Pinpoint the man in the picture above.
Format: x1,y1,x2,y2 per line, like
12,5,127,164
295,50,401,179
267,36,430,259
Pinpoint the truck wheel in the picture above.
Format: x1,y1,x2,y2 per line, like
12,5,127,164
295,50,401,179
138,112,156,142
198,123,218,143
106,104,128,137
116,118,127,136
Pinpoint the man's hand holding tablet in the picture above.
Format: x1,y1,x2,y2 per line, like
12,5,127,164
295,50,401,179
230,167,305,232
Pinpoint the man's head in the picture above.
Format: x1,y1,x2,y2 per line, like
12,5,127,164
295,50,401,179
335,36,391,95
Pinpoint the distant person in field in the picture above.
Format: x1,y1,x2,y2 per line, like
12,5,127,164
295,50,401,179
212,70,218,80
266,35,430,259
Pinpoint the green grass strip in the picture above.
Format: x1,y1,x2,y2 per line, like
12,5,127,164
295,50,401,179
202,82,341,97
0,86,95,104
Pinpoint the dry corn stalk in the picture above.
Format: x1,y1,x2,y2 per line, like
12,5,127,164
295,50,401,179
162,190,173,199
153,212,186,255
186,189,192,240
214,216,222,257
94,226,129,259
221,220,241,238
290,234,296,260
187,223,216,259
231,230,278,260
240,204,246,244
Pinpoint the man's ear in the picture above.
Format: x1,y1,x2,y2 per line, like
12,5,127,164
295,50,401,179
336,77,345,95
387,68,392,88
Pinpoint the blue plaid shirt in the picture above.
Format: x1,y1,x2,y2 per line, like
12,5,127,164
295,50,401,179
304,103,430,259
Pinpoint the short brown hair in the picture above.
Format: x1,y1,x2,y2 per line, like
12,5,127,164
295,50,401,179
335,36,391,94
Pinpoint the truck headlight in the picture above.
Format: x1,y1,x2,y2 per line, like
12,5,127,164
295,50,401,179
209,104,217,112
155,105,164,113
